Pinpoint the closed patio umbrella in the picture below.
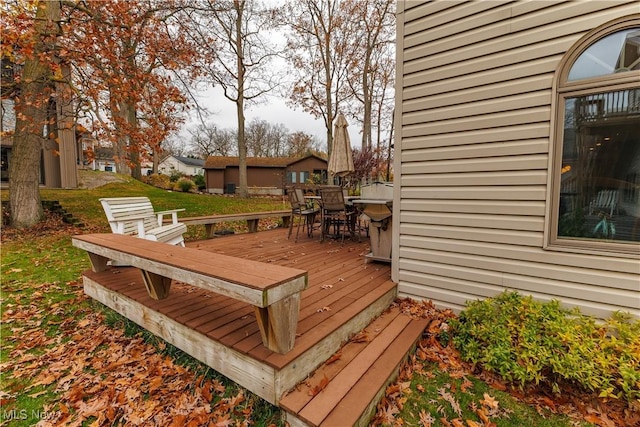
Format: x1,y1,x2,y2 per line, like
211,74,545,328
328,113,355,178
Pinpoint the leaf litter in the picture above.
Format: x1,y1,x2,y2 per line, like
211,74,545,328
1,282,264,426
371,298,639,427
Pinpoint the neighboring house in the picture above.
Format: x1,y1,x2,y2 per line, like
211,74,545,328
159,155,205,177
394,1,639,319
1,57,79,188
1,96,79,189
203,154,328,195
91,147,118,172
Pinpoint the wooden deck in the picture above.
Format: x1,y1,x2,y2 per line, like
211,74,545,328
81,228,429,426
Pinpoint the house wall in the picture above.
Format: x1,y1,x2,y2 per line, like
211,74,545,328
206,166,285,195
206,169,225,194
222,166,285,189
159,156,203,176
395,0,639,318
286,157,329,184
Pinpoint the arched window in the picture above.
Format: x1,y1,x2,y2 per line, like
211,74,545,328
549,16,640,255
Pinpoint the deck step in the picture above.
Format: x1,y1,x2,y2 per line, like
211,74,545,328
280,306,429,427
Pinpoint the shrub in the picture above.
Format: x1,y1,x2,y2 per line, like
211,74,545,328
169,170,184,182
193,174,206,191
451,291,640,403
176,178,195,192
143,173,172,189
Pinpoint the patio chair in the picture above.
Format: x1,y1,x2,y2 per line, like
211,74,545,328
287,188,319,242
320,186,355,243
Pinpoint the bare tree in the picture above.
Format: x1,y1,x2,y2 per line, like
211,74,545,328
281,0,354,164
246,118,270,157
246,119,290,157
186,0,283,197
343,0,395,151
187,122,236,158
287,131,319,157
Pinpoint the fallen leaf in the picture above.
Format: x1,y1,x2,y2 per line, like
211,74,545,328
326,352,342,364
481,393,499,410
350,331,369,343
309,375,329,396
419,409,434,427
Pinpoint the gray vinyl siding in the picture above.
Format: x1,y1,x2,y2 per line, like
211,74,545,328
395,0,640,319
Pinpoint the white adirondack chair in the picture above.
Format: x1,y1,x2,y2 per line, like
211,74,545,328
100,197,187,246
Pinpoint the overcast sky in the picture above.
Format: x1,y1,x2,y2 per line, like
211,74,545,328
186,86,361,152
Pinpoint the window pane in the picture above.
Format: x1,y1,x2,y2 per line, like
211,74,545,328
300,171,309,184
286,171,295,184
558,89,640,243
568,28,640,81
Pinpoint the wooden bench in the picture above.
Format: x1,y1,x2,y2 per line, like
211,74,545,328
72,233,308,354
100,197,187,246
173,210,292,238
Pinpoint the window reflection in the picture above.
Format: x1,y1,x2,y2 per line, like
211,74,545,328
568,29,640,81
559,89,640,243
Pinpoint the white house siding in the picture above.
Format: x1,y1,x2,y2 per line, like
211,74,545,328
394,0,640,319
159,156,204,176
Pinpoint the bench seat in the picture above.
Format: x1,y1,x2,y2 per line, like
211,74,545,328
172,210,292,237
72,233,308,354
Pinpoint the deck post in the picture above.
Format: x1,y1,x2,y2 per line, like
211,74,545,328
254,293,301,353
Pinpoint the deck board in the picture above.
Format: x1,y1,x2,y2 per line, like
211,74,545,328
81,228,415,415
298,313,412,425
84,229,388,364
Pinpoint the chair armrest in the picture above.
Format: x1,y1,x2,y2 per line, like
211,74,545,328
155,208,185,225
111,216,148,237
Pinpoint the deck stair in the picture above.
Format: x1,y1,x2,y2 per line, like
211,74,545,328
280,306,429,426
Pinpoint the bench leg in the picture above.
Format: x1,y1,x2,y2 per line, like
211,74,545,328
247,219,259,233
87,253,109,272
281,216,291,229
141,270,172,300
254,293,301,354
204,224,216,238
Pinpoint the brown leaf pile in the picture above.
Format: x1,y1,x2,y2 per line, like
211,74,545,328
2,282,259,426
372,298,640,427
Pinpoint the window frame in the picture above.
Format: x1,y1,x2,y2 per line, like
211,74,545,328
546,15,640,257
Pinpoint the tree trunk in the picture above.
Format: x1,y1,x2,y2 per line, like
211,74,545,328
127,100,142,180
111,96,130,175
361,50,372,151
324,25,334,184
235,1,248,198
153,150,160,174
9,0,60,227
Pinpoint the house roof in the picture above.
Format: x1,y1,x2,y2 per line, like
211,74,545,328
204,154,327,169
94,147,115,160
171,156,205,167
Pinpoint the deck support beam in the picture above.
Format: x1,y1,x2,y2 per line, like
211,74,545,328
255,293,301,354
